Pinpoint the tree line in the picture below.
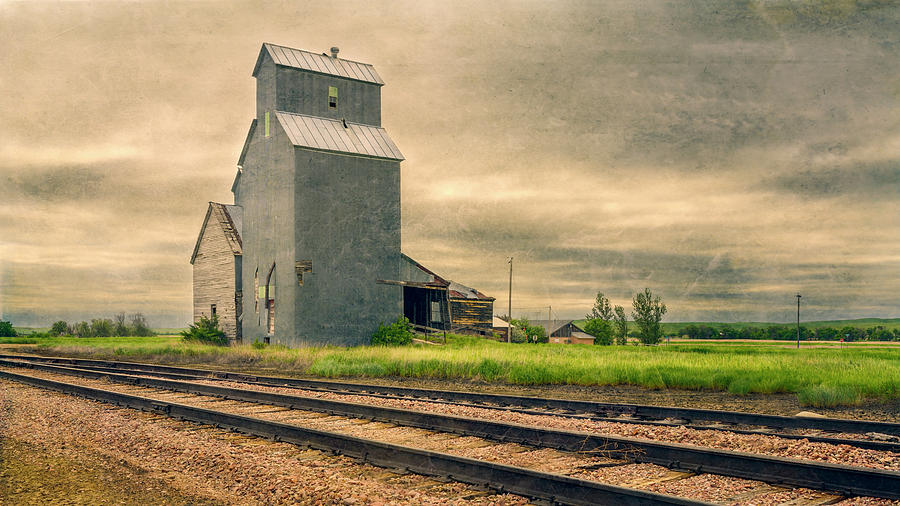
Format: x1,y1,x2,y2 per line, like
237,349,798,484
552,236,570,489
678,324,899,342
45,313,154,337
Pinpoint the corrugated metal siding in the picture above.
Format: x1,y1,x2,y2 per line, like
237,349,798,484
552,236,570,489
276,111,404,160
264,43,383,85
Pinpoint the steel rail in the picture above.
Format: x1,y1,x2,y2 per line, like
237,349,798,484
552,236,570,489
0,369,705,506
3,359,899,500
12,357,900,452
4,353,898,438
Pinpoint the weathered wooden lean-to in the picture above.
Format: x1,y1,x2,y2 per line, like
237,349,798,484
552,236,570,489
378,254,495,334
190,43,494,346
190,202,243,342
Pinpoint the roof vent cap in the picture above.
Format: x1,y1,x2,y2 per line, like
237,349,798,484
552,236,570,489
330,46,340,58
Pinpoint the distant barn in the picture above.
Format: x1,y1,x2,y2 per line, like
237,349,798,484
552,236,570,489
530,320,594,344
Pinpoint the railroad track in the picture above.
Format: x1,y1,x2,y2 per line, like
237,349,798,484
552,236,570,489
3,353,898,452
1,359,898,504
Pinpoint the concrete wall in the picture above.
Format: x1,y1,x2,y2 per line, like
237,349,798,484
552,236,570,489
192,212,239,340
256,52,381,127
292,149,401,346
236,111,296,344
240,46,400,347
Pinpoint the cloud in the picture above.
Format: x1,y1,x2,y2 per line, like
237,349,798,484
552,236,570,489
2,0,899,326
765,163,900,199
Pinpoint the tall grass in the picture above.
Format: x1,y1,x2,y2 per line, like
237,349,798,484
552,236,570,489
5,335,899,407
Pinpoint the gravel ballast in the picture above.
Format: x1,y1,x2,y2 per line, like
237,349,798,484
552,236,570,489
0,378,528,505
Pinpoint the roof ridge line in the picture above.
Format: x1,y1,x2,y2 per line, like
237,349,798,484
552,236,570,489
263,42,377,68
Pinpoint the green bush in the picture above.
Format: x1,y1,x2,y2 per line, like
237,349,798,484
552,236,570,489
509,325,527,343
0,321,16,337
584,318,613,345
90,318,115,337
180,315,227,346
371,316,414,346
50,321,69,336
251,339,267,350
510,319,547,343
73,321,92,338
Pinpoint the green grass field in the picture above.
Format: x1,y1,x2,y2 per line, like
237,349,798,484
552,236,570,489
2,334,898,408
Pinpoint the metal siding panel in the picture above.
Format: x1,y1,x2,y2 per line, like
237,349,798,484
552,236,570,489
355,64,377,83
300,116,330,150
344,125,369,154
380,132,403,160
374,129,401,159
318,56,340,76
263,44,382,85
270,45,291,67
358,126,388,158
322,121,351,152
292,115,319,148
356,64,376,83
273,113,295,144
332,123,356,153
262,44,280,65
281,114,306,147
337,61,359,80
366,67,383,84
369,128,395,158
275,112,401,159
312,120,341,151
282,47,306,69
367,66,384,85
306,52,329,73
349,124,378,155
297,51,321,73
345,62,368,81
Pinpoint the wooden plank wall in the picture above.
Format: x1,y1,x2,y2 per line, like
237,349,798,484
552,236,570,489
449,299,493,329
193,216,240,341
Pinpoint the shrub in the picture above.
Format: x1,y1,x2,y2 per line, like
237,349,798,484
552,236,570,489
584,318,613,345
371,316,414,346
73,321,92,338
509,325,527,343
50,320,69,336
0,321,16,337
113,313,130,336
90,318,115,337
510,319,547,343
180,314,227,345
130,313,154,336
251,339,267,350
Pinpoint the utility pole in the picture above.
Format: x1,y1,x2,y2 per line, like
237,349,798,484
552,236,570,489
796,293,802,349
548,305,552,342
507,257,513,343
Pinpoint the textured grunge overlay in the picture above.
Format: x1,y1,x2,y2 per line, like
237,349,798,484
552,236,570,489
1,1,898,325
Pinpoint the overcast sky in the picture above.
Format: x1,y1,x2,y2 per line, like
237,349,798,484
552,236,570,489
1,0,898,327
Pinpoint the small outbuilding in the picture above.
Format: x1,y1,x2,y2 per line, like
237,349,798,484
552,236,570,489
190,202,243,342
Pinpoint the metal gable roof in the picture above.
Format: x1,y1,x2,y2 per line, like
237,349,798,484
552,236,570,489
275,111,404,161
253,43,384,85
